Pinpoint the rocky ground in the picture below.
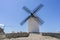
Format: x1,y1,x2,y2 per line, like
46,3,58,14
3,33,60,40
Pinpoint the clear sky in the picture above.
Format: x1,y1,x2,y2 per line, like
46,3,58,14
0,0,60,33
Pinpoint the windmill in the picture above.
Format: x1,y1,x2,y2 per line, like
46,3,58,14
20,4,44,33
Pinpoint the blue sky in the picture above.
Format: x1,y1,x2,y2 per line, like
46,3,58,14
0,0,60,33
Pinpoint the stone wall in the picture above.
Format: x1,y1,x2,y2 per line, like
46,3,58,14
42,32,60,39
5,32,29,39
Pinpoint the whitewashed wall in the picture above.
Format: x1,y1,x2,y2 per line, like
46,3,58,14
28,17,39,33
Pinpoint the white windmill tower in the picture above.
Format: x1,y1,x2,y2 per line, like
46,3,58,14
20,4,44,33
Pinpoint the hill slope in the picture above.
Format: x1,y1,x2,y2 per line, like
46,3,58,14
4,33,59,40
